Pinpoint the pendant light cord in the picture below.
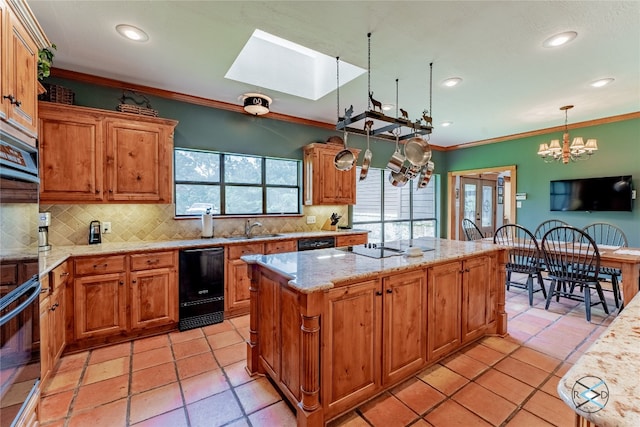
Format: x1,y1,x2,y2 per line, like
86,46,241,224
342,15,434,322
367,32,371,111
336,56,340,122
429,62,433,121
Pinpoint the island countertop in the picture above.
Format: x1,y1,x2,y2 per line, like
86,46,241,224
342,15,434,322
557,292,640,427
241,237,502,293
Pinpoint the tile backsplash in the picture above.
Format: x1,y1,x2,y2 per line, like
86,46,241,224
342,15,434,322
39,204,349,246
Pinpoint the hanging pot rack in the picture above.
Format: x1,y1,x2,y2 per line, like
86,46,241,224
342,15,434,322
335,33,434,142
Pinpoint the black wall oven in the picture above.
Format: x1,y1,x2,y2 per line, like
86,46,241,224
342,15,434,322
0,130,41,427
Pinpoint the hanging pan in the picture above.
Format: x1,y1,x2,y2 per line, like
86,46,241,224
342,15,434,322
334,132,356,171
404,134,432,167
360,120,373,181
417,160,435,189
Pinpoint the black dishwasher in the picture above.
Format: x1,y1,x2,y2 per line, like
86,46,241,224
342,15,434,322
178,247,224,331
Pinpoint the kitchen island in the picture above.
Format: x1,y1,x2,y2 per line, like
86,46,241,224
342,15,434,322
242,237,508,426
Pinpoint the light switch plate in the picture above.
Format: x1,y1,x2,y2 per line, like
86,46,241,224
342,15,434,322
516,201,522,208
102,222,112,234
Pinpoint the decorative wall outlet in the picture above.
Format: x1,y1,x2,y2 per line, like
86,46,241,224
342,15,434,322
306,216,316,224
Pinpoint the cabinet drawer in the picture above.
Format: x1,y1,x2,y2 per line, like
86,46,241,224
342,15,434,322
228,244,264,260
50,262,70,290
130,251,175,271
335,233,368,247
264,240,297,255
75,255,126,276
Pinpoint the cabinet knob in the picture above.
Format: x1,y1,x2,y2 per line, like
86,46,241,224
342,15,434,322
50,302,59,311
386,288,393,294
119,280,124,285
109,189,113,193
40,287,50,293
146,259,159,264
132,279,137,284
3,94,18,105
375,291,382,296
95,189,100,194
60,272,70,277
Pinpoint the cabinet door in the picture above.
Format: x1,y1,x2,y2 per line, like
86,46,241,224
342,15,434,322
50,286,66,362
462,255,491,343
5,9,38,136
323,280,381,418
74,272,127,340
303,144,358,205
130,267,178,330
427,262,462,360
226,258,252,314
264,239,297,255
0,1,7,121
39,295,52,382
39,110,103,201
105,119,171,202
383,270,427,385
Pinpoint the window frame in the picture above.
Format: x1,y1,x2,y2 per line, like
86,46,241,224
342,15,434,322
174,148,302,217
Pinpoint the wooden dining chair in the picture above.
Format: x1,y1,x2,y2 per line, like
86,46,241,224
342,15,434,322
462,218,484,241
541,226,609,322
534,219,569,240
494,224,547,305
582,222,628,309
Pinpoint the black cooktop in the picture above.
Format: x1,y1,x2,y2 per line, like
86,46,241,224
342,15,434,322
341,240,434,259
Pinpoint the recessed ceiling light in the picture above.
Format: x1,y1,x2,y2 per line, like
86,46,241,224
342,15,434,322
441,121,453,127
382,104,395,111
116,24,149,42
542,31,577,48
590,78,615,88
442,77,462,87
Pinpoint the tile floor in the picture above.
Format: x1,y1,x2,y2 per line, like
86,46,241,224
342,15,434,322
39,278,618,427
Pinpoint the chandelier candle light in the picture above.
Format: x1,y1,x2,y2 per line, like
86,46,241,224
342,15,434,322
537,105,598,164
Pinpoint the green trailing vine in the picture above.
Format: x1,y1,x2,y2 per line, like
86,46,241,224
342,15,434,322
38,44,56,80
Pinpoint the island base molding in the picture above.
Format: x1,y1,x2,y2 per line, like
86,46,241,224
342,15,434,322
246,248,507,427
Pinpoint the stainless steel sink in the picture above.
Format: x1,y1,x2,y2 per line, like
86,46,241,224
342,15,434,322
225,233,283,240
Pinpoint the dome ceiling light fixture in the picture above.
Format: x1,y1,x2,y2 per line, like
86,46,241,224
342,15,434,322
115,24,149,42
542,31,577,48
242,93,272,115
442,77,462,87
537,105,598,164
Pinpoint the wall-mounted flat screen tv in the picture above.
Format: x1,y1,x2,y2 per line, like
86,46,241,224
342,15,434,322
550,175,633,212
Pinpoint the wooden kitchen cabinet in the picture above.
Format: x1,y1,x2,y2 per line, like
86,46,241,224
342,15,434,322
303,143,360,205
335,232,368,247
74,271,127,340
0,0,49,145
40,261,69,383
225,240,297,317
38,102,178,204
462,254,494,343
129,251,178,330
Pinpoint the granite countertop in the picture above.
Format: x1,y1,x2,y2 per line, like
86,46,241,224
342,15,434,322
37,229,369,276
557,293,640,426
241,237,503,293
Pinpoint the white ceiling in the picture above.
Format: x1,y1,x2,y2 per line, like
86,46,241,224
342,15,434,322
28,1,640,148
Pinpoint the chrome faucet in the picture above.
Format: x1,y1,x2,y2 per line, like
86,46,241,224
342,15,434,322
245,220,263,238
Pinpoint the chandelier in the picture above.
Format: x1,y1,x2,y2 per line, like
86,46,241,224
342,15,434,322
537,105,598,164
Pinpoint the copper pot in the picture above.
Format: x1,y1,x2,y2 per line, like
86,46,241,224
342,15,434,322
404,136,432,167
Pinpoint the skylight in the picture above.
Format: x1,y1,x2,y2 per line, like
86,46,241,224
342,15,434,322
225,29,365,101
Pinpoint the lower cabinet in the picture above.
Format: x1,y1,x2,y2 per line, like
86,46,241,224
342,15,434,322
71,251,177,346
40,262,69,383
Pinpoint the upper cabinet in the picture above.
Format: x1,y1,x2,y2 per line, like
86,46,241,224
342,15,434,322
0,0,50,145
303,143,360,205
38,102,178,204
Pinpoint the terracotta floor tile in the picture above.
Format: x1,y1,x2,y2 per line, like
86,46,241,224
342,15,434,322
187,389,244,427
223,360,254,387
229,315,250,329
39,389,74,423
132,345,174,371
131,361,177,394
180,368,229,404
480,336,520,354
424,399,492,427
494,356,550,388
461,343,506,366
129,382,183,424
391,378,445,415
524,337,576,360
172,336,211,359
237,325,250,340
474,369,534,405
133,334,170,353
442,352,489,380
509,318,548,336
130,408,189,427
213,341,246,366
523,390,577,426
67,398,127,427
54,351,89,373
505,409,555,426
42,368,82,395
453,381,517,425
511,347,562,373
234,376,282,414
176,351,219,380
170,327,205,344
417,364,469,396
73,374,129,411
555,362,573,377
207,329,244,350
507,328,533,344
89,341,131,365
202,320,234,335
539,375,563,397
82,356,130,385
359,392,418,427
248,401,297,427
327,411,371,427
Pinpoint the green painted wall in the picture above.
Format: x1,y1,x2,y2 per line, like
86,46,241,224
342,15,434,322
444,118,640,246
43,78,638,244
